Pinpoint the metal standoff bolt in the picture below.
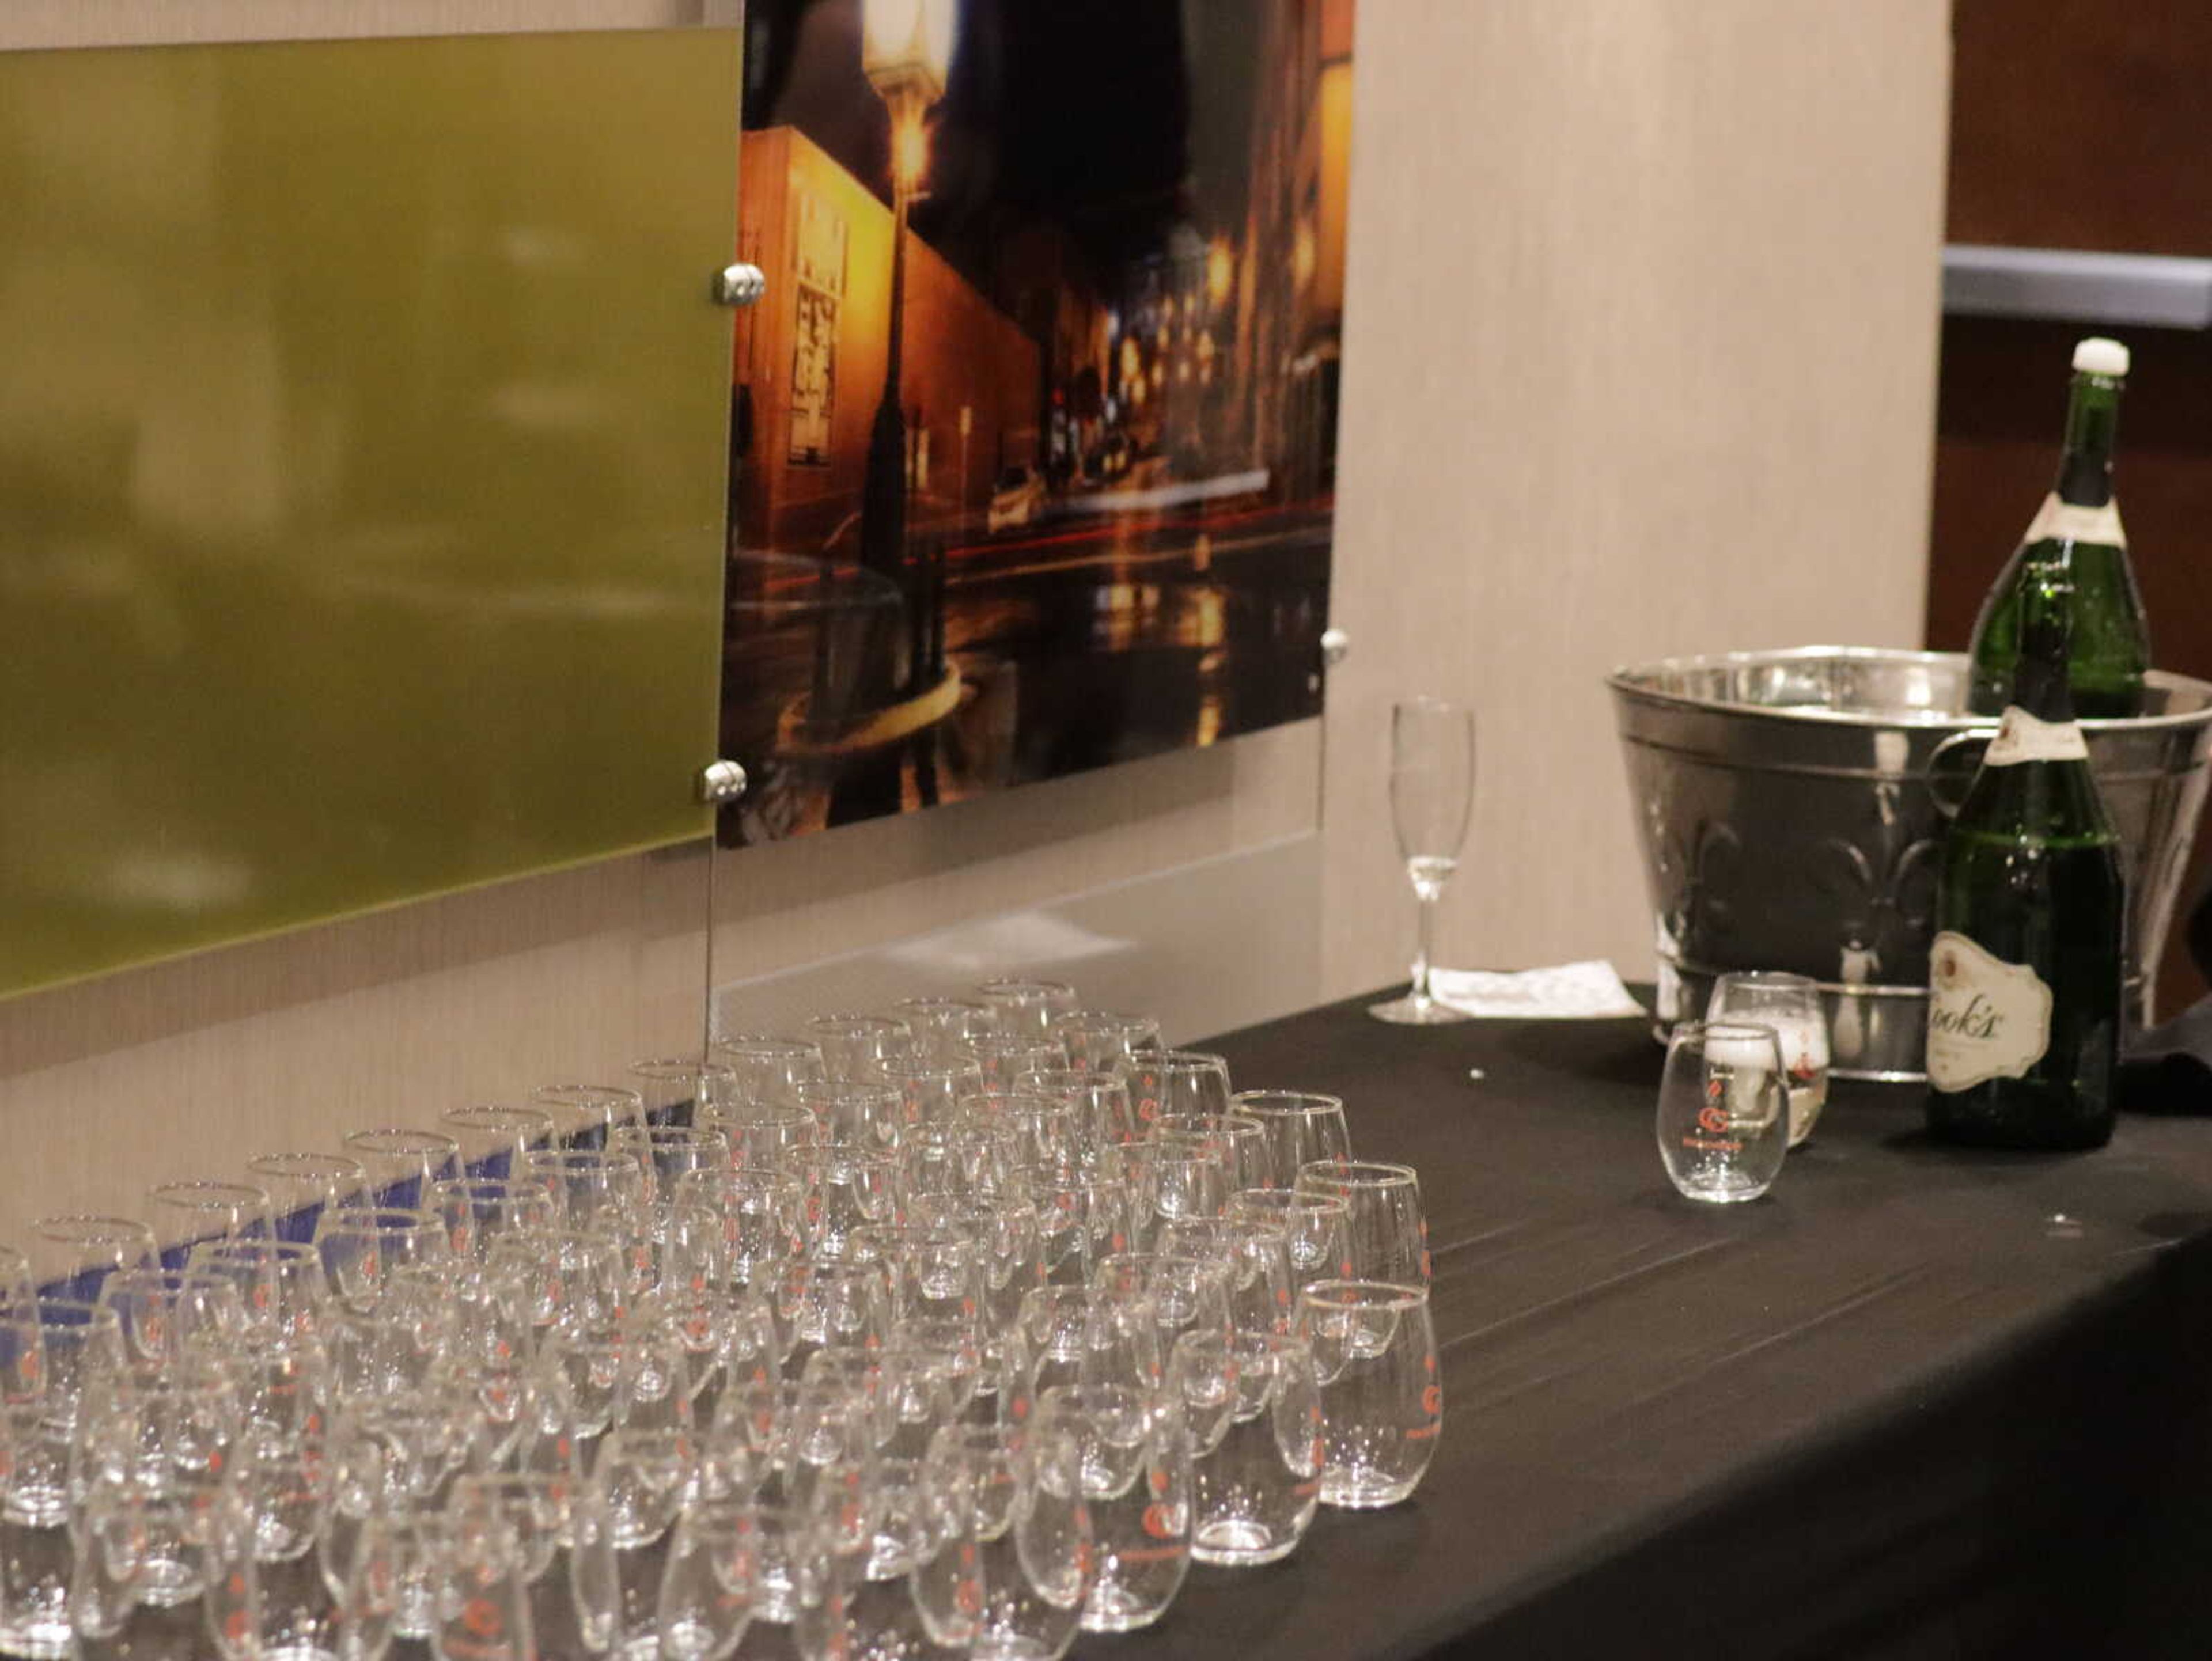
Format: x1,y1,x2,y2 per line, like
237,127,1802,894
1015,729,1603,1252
697,759,749,805
1320,627,1351,668
713,263,767,307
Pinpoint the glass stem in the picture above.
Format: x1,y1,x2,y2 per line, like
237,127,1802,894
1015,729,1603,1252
1410,892,1437,1003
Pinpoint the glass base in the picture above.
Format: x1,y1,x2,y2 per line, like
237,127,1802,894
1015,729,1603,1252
1668,1171,1774,1205
1192,1518,1302,1565
1320,1470,1423,1508
1368,992,1474,1026
1080,1586,1175,1632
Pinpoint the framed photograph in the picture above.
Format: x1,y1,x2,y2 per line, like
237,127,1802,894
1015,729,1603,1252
722,0,1355,842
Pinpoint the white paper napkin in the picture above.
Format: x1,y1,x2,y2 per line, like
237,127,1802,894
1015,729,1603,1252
1428,961,1647,1019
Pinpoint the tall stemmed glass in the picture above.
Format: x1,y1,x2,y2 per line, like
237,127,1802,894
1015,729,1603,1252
1369,697,1476,1025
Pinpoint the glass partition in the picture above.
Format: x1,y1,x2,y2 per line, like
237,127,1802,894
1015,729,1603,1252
0,28,740,998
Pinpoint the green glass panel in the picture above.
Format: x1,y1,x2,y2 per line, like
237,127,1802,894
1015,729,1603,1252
0,29,738,998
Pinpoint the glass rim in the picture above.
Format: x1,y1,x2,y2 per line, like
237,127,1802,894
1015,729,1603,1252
1145,1049,1230,1071
1154,1112,1265,1135
1710,970,1819,991
146,1180,272,1206
426,1173,541,1196
1675,1019,1785,1051
628,1056,738,1082
974,977,1077,1000
1013,1065,1123,1088
32,1213,158,1241
521,1147,631,1169
342,1127,459,1154
713,1033,825,1056
802,1012,910,1036
440,1104,556,1131
796,1078,902,1101
881,1057,986,1080
245,1152,368,1178
612,1121,735,1144
959,1087,1073,1113
1229,1187,1349,1214
675,1163,811,1189
313,1205,436,1230
1050,1008,1159,1032
530,1083,645,1108
1097,1248,1227,1281
1172,1324,1306,1360
957,1033,1062,1054
1294,1158,1419,1188
1035,1378,1150,1412
1229,1089,1345,1116
190,1237,321,1264
1297,1278,1429,1311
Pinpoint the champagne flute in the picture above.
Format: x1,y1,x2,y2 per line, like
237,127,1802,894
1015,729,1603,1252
1369,697,1476,1025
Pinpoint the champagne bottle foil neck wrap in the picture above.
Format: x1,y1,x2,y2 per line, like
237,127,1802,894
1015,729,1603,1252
1982,708,2088,767
2021,492,2126,550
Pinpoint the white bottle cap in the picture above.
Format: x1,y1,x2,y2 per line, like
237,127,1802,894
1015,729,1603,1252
2073,336,2130,377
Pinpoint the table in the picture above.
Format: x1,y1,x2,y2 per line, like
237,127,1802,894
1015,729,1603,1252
1109,993,2212,1660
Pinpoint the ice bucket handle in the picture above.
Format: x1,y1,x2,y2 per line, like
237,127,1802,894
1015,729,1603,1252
1927,727,1998,820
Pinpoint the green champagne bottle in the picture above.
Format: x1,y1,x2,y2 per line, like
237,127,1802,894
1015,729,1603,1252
1927,559,2123,1149
1965,336,2149,719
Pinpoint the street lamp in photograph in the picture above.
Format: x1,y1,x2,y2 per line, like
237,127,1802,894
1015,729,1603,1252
858,0,954,582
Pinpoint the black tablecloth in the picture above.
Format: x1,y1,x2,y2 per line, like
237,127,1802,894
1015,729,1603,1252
1108,994,2212,1661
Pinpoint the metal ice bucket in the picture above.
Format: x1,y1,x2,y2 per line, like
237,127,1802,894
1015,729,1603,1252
1607,647,2212,1080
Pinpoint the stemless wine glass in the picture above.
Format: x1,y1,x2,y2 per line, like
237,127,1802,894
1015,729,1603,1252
804,1015,916,1086
1299,1280,1440,1508
29,1215,158,1302
962,1036,1068,1097
1229,1090,1351,1186
144,1180,274,1264
888,998,1001,1065
1293,1160,1430,1283
1706,972,1832,1147
1228,1189,1354,1293
1171,1327,1323,1565
342,1128,462,1210
440,1104,557,1179
1657,1021,1790,1203
915,1421,1090,1661
1035,1382,1191,1632
711,1033,827,1111
1369,696,1477,1025
529,1083,646,1151
1118,1050,1232,1128
1018,1069,1138,1166
1048,1010,1161,1075
974,979,1079,1042
630,1059,738,1129
246,1153,370,1244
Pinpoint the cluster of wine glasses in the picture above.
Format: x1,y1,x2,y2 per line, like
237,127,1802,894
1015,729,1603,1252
0,976,1440,1660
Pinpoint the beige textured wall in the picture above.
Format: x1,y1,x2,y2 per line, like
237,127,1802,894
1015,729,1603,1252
0,0,1949,1247
1318,0,1950,997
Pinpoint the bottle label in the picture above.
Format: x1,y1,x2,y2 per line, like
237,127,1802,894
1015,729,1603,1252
2022,491,2125,549
1926,930,2053,1090
1983,706,2088,767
